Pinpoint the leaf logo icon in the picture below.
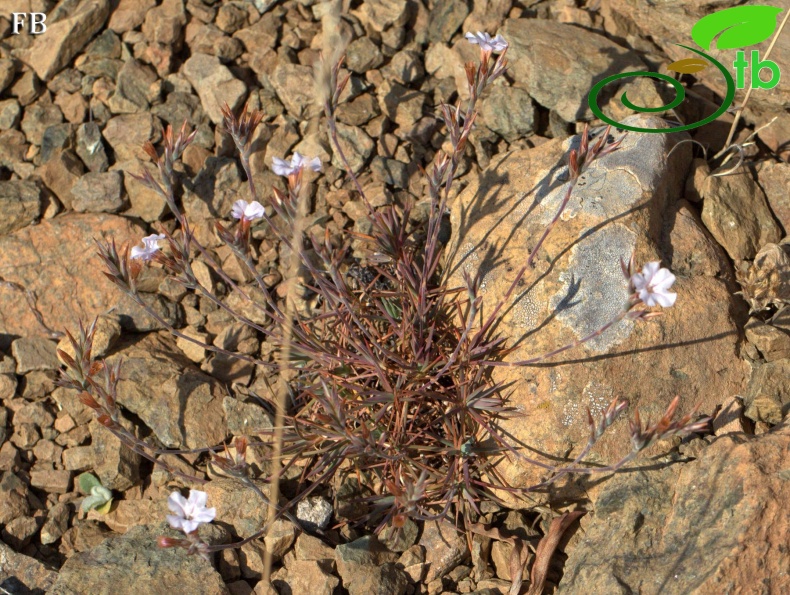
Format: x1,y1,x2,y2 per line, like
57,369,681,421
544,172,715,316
691,5,783,50
667,57,710,74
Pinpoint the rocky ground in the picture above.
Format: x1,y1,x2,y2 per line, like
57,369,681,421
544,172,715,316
0,0,789,594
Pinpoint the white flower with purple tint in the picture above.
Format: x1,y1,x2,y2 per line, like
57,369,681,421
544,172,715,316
130,234,166,261
464,31,508,53
166,490,216,535
231,199,265,222
271,152,322,177
631,262,677,307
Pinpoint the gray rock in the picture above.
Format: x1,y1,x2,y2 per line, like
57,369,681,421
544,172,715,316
501,18,644,122
15,0,111,81
330,123,374,174
141,0,187,46
183,53,247,125
49,524,229,595
108,0,157,33
479,85,535,142
89,418,141,491
20,96,64,146
11,337,60,373
377,81,426,129
270,62,318,120
756,160,790,235
108,59,160,114
359,0,411,33
40,502,71,545
76,121,110,172
382,48,425,85
295,495,333,532
345,37,384,73
0,98,21,130
71,171,124,213
222,396,273,436
40,123,76,163
186,23,244,63
0,180,41,235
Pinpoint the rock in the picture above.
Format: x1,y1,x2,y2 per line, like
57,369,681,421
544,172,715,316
270,62,317,120
745,318,790,362
378,81,426,129
664,199,732,280
21,95,64,146
295,495,333,532
116,160,168,222
0,472,30,524
11,336,60,373
560,424,790,593
76,121,110,172
0,98,21,130
39,148,84,209
108,59,160,114
419,520,467,583
222,396,273,436
0,212,144,348
62,445,96,472
278,560,340,595
0,179,41,235
89,416,142,491
40,502,71,545
40,122,76,164
379,517,419,553
743,359,790,425
0,59,16,95
294,533,335,561
462,0,512,35
501,18,644,122
335,536,401,594
55,90,89,124
183,53,247,125
49,524,229,595
108,0,156,34
91,499,165,534
103,113,162,161
186,23,244,63
141,0,187,46
0,541,57,591
428,0,470,42
16,0,111,81
330,122,374,173
30,468,72,493
478,85,535,142
2,515,40,549
216,2,248,33
233,13,279,55
358,0,411,33
701,171,781,263
447,116,748,496
106,332,228,449
345,37,384,73
71,171,125,213
9,69,42,107
757,160,790,234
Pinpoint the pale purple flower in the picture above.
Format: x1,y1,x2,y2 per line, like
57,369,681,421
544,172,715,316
464,31,508,53
271,152,322,177
631,262,677,308
231,199,266,222
166,490,216,535
130,234,166,261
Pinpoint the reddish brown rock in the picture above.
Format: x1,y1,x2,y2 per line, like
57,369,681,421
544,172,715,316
447,116,748,501
560,424,790,594
0,213,144,350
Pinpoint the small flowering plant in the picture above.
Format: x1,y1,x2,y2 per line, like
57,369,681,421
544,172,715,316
56,28,711,572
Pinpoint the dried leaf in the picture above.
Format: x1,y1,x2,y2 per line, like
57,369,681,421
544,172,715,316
527,511,585,595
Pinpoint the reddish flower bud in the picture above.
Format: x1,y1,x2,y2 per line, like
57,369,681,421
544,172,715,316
157,536,184,548
78,391,100,409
